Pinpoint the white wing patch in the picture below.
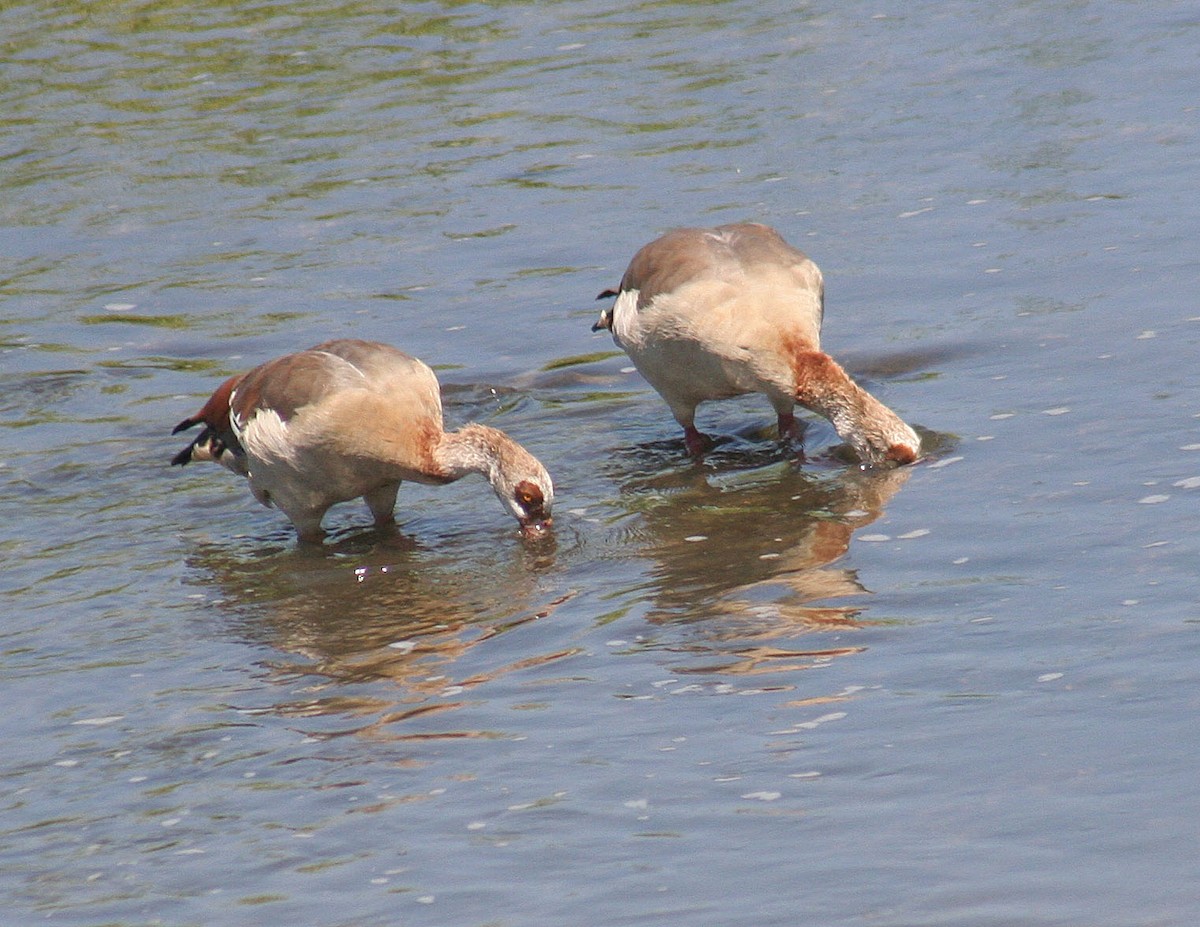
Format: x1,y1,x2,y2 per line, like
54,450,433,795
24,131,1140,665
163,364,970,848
236,407,297,464
611,288,641,346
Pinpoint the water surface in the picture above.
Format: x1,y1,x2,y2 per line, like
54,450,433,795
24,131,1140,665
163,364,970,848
3,1,1199,924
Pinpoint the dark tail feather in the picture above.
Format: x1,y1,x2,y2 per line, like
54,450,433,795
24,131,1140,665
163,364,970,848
171,439,199,466
171,424,214,466
596,288,619,300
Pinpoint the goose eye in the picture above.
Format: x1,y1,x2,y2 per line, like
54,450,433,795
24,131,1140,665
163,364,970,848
513,480,545,513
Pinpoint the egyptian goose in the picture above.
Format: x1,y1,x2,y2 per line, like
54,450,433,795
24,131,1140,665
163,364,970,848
593,222,920,465
171,339,554,541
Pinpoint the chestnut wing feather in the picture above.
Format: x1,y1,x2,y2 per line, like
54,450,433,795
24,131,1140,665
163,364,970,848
170,373,245,467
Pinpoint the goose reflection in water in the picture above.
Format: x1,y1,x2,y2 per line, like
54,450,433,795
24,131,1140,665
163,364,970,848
184,532,572,742
604,447,913,678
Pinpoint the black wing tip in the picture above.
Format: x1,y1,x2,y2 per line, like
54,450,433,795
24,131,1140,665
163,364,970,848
172,416,198,435
596,287,619,300
171,425,215,466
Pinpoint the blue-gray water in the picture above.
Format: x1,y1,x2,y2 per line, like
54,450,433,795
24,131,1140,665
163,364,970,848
3,1,1199,924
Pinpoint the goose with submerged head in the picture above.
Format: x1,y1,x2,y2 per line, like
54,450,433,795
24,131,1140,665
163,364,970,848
171,339,554,542
594,222,921,465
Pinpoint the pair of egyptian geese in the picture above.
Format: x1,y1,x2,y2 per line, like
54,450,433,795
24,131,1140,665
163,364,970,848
173,223,922,542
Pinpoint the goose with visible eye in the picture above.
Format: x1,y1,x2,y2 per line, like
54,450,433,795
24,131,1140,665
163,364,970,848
594,222,921,465
171,339,554,542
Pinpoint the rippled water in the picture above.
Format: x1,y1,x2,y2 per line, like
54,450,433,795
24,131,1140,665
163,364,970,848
3,1,1200,924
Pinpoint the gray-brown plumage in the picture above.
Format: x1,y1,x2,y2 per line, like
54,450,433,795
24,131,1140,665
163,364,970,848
172,340,553,541
594,223,919,464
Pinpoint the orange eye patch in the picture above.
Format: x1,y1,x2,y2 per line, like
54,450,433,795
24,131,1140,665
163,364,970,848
514,480,544,509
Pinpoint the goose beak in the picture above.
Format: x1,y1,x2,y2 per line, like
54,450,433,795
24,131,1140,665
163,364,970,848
591,309,611,332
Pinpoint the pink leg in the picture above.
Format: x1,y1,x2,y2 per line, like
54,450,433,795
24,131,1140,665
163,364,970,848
777,411,804,442
683,425,711,457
